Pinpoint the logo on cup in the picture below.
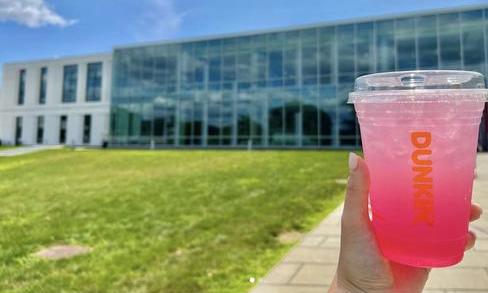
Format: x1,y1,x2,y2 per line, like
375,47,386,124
411,131,434,226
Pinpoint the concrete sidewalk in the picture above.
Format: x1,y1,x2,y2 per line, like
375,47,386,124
251,154,488,293
0,145,63,157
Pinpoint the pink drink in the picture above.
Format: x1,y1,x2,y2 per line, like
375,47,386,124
350,71,487,267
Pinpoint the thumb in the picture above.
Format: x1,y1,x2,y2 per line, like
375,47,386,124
342,152,370,227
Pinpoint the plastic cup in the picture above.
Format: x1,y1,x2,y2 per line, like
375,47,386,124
349,70,488,268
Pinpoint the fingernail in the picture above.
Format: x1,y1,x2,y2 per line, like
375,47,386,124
348,152,359,172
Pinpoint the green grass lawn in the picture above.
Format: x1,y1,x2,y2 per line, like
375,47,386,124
0,149,348,293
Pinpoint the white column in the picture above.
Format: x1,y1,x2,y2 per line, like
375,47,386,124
77,63,87,104
22,115,36,145
45,114,59,145
0,114,15,145
102,59,112,103
68,113,83,146
92,113,109,146
47,64,63,106
25,66,40,106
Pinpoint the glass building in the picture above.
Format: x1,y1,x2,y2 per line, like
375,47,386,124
111,5,488,148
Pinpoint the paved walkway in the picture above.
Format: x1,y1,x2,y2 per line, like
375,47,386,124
251,154,488,293
0,145,63,157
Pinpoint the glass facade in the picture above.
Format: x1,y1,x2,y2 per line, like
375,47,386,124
83,114,91,144
111,7,488,148
39,67,47,104
86,62,103,102
62,65,78,103
18,69,25,105
15,116,22,145
59,115,67,144
36,116,44,144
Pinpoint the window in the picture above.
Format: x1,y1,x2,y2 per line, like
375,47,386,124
220,99,233,145
439,13,461,69
207,99,221,145
83,115,91,144
178,100,203,146
237,52,251,83
222,55,236,83
395,18,416,70
355,23,375,76
268,97,284,146
319,27,335,84
15,117,22,145
59,115,67,144
194,42,207,84
461,10,485,72
417,16,438,69
37,116,44,144
302,94,319,146
86,63,102,102
301,28,318,85
18,69,26,105
284,98,300,146
209,56,222,83
39,67,47,104
153,101,176,145
268,50,283,86
302,46,318,85
255,49,267,87
337,25,355,83
376,21,395,71
62,65,78,103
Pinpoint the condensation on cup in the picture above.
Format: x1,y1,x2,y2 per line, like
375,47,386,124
349,70,488,268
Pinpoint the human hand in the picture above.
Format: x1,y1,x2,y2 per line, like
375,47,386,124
328,153,483,293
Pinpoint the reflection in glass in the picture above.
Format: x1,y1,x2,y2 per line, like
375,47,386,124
268,96,284,146
339,107,357,146
268,50,283,86
237,98,251,145
284,48,297,86
417,16,438,69
396,18,416,70
86,62,103,102
110,7,487,149
439,13,461,69
302,46,318,85
302,92,319,146
221,99,233,145
63,65,78,103
284,92,300,146
39,67,47,104
207,94,221,145
337,25,354,83
376,21,395,71
461,10,485,73
153,97,176,145
356,23,374,75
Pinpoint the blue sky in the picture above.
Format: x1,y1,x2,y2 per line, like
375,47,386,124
0,0,487,84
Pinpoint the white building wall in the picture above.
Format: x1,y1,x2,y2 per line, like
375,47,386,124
45,115,59,145
22,115,36,144
0,53,112,146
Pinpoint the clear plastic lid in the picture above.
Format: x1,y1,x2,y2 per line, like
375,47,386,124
348,70,488,103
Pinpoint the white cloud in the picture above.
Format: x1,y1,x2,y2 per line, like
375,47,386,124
0,0,76,28
136,0,185,39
